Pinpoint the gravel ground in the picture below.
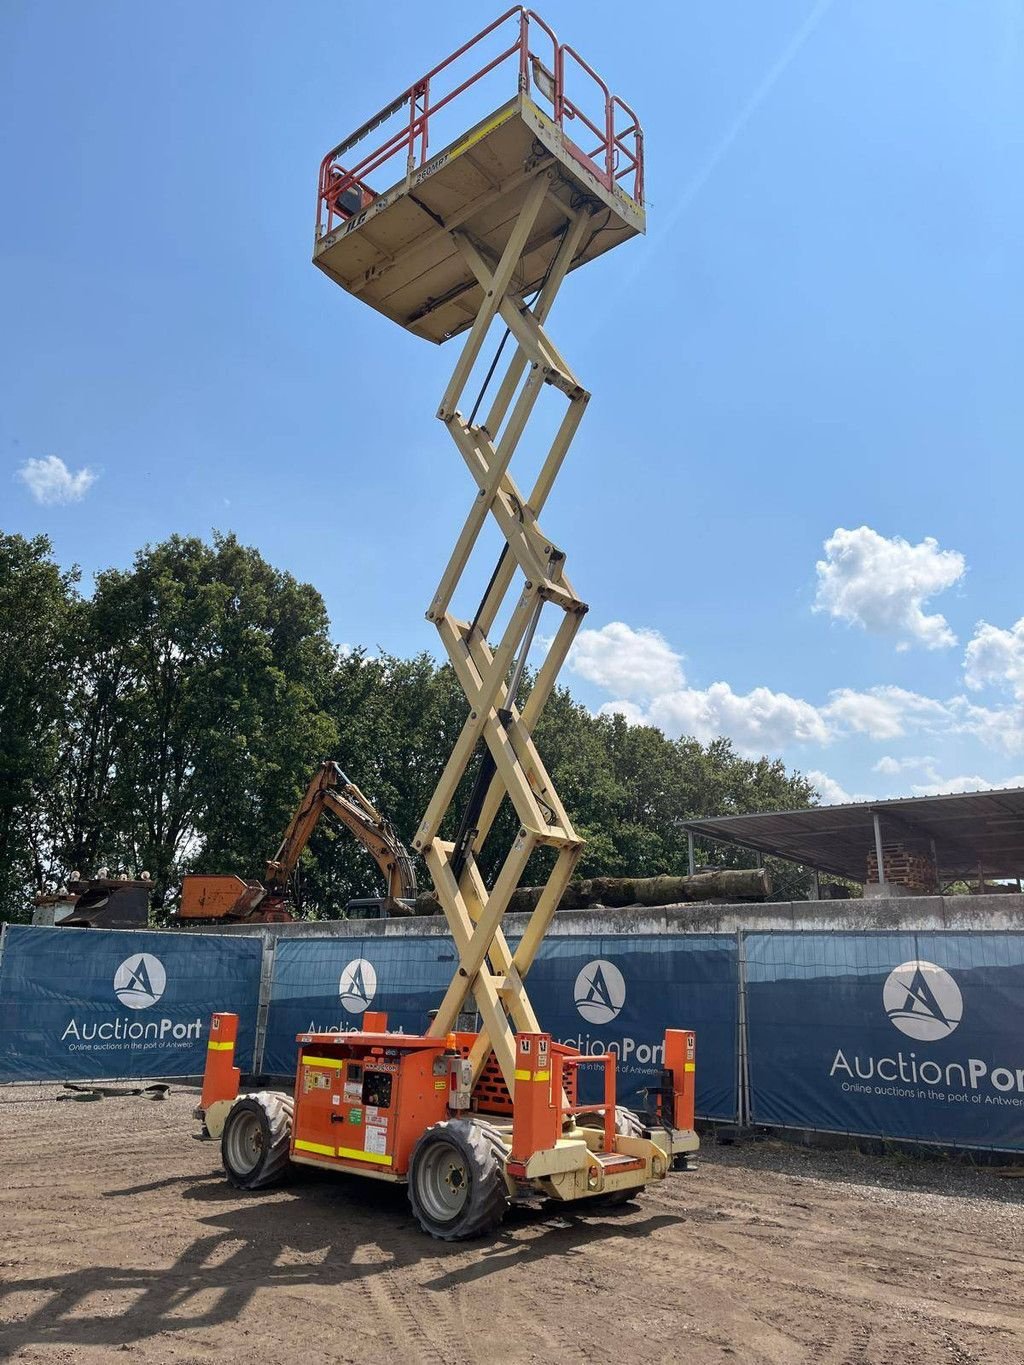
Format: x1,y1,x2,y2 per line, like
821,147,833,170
1,1083,1022,1364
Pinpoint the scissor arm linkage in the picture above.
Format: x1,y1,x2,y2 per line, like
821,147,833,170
417,170,600,1092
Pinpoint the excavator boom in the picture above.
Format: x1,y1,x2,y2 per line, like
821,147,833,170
177,760,416,922
265,761,417,911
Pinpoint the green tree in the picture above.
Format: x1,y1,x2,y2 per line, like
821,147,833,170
0,530,827,923
0,534,78,921
46,534,338,915
297,652,470,913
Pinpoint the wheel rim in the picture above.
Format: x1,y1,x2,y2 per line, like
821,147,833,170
416,1139,470,1223
225,1109,264,1175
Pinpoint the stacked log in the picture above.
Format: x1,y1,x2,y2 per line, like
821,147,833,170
413,866,771,917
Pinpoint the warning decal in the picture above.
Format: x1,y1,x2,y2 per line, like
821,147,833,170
364,1124,388,1156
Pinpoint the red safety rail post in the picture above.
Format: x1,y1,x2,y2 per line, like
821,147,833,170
663,1029,696,1131
562,1052,617,1151
200,1012,241,1111
523,8,560,118
611,95,643,201
558,44,613,190
510,1032,559,1165
602,1050,616,1151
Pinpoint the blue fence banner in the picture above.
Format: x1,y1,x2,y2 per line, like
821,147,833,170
745,931,1024,1150
262,934,457,1075
0,924,263,1081
523,934,738,1120
263,931,738,1121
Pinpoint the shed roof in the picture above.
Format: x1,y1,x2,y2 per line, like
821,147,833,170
683,787,1024,883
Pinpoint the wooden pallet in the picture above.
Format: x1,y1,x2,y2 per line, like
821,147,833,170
866,843,937,893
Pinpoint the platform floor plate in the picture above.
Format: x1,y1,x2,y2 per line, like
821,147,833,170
313,94,645,343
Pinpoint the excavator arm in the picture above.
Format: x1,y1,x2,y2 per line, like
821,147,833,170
265,761,417,912
178,760,417,922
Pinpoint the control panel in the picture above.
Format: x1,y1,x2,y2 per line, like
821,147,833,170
290,1035,453,1178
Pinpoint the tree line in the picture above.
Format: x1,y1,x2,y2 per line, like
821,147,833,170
0,531,818,923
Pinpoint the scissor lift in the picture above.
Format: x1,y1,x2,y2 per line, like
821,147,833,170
202,7,698,1240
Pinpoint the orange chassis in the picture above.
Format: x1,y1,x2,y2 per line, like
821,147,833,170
199,1012,698,1208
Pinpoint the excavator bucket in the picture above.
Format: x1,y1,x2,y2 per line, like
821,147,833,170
177,875,271,921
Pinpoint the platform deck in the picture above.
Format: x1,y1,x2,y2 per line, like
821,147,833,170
313,93,645,344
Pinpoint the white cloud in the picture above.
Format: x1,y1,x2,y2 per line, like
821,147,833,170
824,686,950,741
598,699,647,725
16,455,97,506
601,680,831,755
965,618,1024,700
872,754,938,777
570,622,684,700
873,756,901,776
577,605,1024,794
910,773,1024,797
814,526,965,650
806,770,872,805
950,699,1024,756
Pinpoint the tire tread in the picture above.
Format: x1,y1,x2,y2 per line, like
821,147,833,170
222,1090,293,1190
408,1118,509,1241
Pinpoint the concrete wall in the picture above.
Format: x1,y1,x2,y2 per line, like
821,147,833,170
186,891,1024,942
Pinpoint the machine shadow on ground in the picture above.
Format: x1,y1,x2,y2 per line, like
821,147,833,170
0,1166,683,1358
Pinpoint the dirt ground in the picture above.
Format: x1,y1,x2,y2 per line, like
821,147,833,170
1,1085,1022,1365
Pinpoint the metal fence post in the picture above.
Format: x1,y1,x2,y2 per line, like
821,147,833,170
252,931,277,1078
736,926,750,1128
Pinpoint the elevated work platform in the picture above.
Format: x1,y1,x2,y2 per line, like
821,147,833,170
312,6,651,1113
312,8,644,343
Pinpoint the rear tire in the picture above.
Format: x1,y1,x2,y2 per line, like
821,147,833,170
574,1105,644,1139
408,1119,509,1241
591,1187,639,1207
221,1091,293,1190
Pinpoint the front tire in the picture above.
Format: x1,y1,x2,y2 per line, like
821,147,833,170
221,1091,293,1190
408,1119,509,1240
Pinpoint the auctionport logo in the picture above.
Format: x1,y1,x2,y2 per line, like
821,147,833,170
883,959,963,1041
339,958,377,1014
574,959,626,1025
113,954,166,1010
61,952,199,1050
830,956,1024,1103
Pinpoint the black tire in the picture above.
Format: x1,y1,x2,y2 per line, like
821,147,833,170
408,1118,509,1241
221,1091,293,1190
574,1105,644,1139
591,1187,640,1206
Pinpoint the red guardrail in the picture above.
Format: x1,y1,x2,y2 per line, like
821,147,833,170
316,7,644,238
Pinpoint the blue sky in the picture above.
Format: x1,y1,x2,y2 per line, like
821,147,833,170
3,1,1023,804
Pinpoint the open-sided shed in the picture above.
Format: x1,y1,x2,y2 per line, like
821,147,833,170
682,787,1024,891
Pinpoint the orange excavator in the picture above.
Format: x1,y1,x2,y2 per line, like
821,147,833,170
176,761,417,924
